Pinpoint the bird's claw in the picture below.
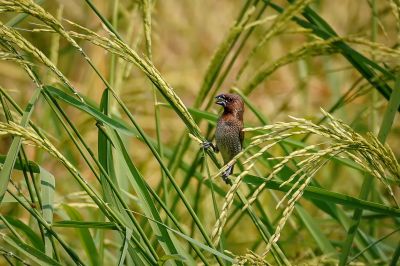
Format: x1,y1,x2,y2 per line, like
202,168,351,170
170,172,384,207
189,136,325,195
201,140,212,149
202,141,217,152
221,165,233,185
221,175,232,185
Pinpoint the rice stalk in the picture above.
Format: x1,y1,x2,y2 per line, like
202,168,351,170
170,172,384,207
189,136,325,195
0,244,30,265
261,155,334,256
0,0,85,100
210,163,254,246
235,250,269,266
200,108,399,262
195,4,256,109
63,20,202,139
0,41,40,86
0,121,82,183
0,51,33,66
388,0,400,42
242,33,400,95
241,37,342,95
237,0,314,80
0,3,204,145
0,22,81,99
0,121,136,236
237,109,400,259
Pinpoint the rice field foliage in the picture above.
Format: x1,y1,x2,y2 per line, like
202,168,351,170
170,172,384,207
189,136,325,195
0,0,399,265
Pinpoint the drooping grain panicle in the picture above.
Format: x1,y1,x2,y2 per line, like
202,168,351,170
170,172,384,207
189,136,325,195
237,109,400,260
64,20,202,139
0,21,82,100
0,0,86,100
0,51,33,66
237,0,315,80
242,35,400,95
0,121,78,178
0,120,133,236
210,163,254,246
208,108,399,261
2,0,206,145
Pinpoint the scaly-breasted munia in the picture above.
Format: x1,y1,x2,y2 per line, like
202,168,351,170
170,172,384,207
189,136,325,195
204,93,244,184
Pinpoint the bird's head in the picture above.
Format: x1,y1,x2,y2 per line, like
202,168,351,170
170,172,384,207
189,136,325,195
215,93,244,115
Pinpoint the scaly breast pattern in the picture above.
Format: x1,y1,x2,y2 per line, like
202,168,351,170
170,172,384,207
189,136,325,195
215,118,242,164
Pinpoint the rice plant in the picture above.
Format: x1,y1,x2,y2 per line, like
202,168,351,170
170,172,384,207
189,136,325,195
0,0,399,265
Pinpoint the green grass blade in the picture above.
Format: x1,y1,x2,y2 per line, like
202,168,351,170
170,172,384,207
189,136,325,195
53,221,117,229
39,167,55,258
3,216,44,251
340,75,400,265
0,155,40,173
2,234,62,266
129,210,235,263
0,86,42,203
269,1,397,109
378,76,400,141
63,204,100,266
349,228,400,264
144,181,210,264
43,89,159,263
391,242,400,266
97,87,112,266
295,205,337,257
108,129,190,265
54,215,236,264
44,85,134,135
243,177,400,217
118,227,133,266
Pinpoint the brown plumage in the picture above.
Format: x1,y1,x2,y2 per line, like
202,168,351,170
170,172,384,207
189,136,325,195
203,93,244,184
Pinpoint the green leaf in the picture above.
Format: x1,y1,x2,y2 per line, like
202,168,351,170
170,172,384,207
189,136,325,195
269,1,397,110
118,228,133,266
2,234,62,266
0,155,40,173
44,85,135,136
53,220,118,229
3,216,44,252
128,210,235,263
40,167,55,257
243,176,400,217
106,128,191,265
296,205,337,256
63,204,100,266
54,215,236,263
378,76,400,142
158,254,186,266
0,87,42,204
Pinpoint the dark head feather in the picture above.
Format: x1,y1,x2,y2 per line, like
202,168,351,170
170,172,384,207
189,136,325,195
215,93,244,117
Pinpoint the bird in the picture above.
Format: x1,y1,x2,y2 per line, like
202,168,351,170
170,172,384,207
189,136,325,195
203,93,244,184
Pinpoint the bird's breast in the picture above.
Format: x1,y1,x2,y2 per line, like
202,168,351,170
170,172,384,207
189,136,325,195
215,119,242,164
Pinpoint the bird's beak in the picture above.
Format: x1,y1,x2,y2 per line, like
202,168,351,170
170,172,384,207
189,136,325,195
215,95,227,107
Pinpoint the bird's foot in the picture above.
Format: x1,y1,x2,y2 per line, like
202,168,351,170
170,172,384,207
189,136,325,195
201,141,217,152
221,165,233,185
